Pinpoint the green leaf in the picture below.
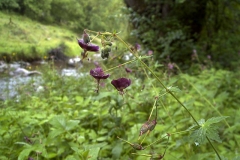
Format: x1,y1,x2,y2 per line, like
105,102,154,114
75,96,83,103
15,142,31,147
48,129,64,139
112,143,122,159
167,86,182,93
65,120,79,131
191,117,228,144
204,116,228,126
49,115,66,129
88,147,100,160
18,148,33,160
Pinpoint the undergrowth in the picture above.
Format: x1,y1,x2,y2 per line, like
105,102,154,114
0,30,239,160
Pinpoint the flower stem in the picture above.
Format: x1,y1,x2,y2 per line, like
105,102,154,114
104,56,152,72
115,34,222,160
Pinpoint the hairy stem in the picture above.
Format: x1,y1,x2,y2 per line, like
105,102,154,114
115,34,222,160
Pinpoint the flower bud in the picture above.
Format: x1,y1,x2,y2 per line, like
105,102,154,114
83,32,90,44
101,47,111,59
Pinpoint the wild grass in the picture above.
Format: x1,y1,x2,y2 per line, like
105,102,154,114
0,11,80,60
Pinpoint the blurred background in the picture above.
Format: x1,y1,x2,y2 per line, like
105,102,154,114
0,0,239,70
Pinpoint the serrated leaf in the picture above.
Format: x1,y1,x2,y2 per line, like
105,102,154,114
207,126,222,143
191,127,207,144
204,116,228,126
191,117,226,144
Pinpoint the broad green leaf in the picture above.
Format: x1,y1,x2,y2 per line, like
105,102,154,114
75,96,83,103
65,120,79,131
18,148,33,160
88,147,100,160
112,143,122,159
49,115,66,129
48,129,64,139
65,155,77,160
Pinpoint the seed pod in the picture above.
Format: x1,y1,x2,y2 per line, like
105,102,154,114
139,121,151,136
139,119,157,136
148,119,157,131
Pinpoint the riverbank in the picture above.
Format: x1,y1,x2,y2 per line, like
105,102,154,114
0,12,80,62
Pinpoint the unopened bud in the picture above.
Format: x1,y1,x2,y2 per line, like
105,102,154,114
83,32,90,44
101,47,111,59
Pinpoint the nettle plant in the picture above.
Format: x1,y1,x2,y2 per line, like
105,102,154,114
77,29,227,159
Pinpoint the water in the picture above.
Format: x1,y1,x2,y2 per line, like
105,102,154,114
0,60,89,100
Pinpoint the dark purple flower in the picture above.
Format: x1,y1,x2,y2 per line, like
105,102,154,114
78,39,99,52
90,67,109,93
111,78,131,93
90,67,109,80
125,67,132,73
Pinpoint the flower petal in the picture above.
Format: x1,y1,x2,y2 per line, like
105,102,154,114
90,67,109,80
111,78,131,91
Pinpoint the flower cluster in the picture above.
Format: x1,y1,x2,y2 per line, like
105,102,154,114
90,67,131,94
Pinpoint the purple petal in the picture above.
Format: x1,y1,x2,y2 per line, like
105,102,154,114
90,67,109,80
86,44,99,52
78,39,87,50
111,78,131,91
77,39,99,52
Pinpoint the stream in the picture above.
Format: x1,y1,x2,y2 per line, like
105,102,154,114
0,60,90,100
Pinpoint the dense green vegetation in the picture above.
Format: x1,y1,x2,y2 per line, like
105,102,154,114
1,30,240,159
125,0,240,70
0,0,240,159
0,0,127,61
0,12,78,60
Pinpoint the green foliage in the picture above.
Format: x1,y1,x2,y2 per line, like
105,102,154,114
190,117,228,145
0,0,19,10
0,12,79,60
0,31,240,160
126,0,240,70
1,0,127,32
